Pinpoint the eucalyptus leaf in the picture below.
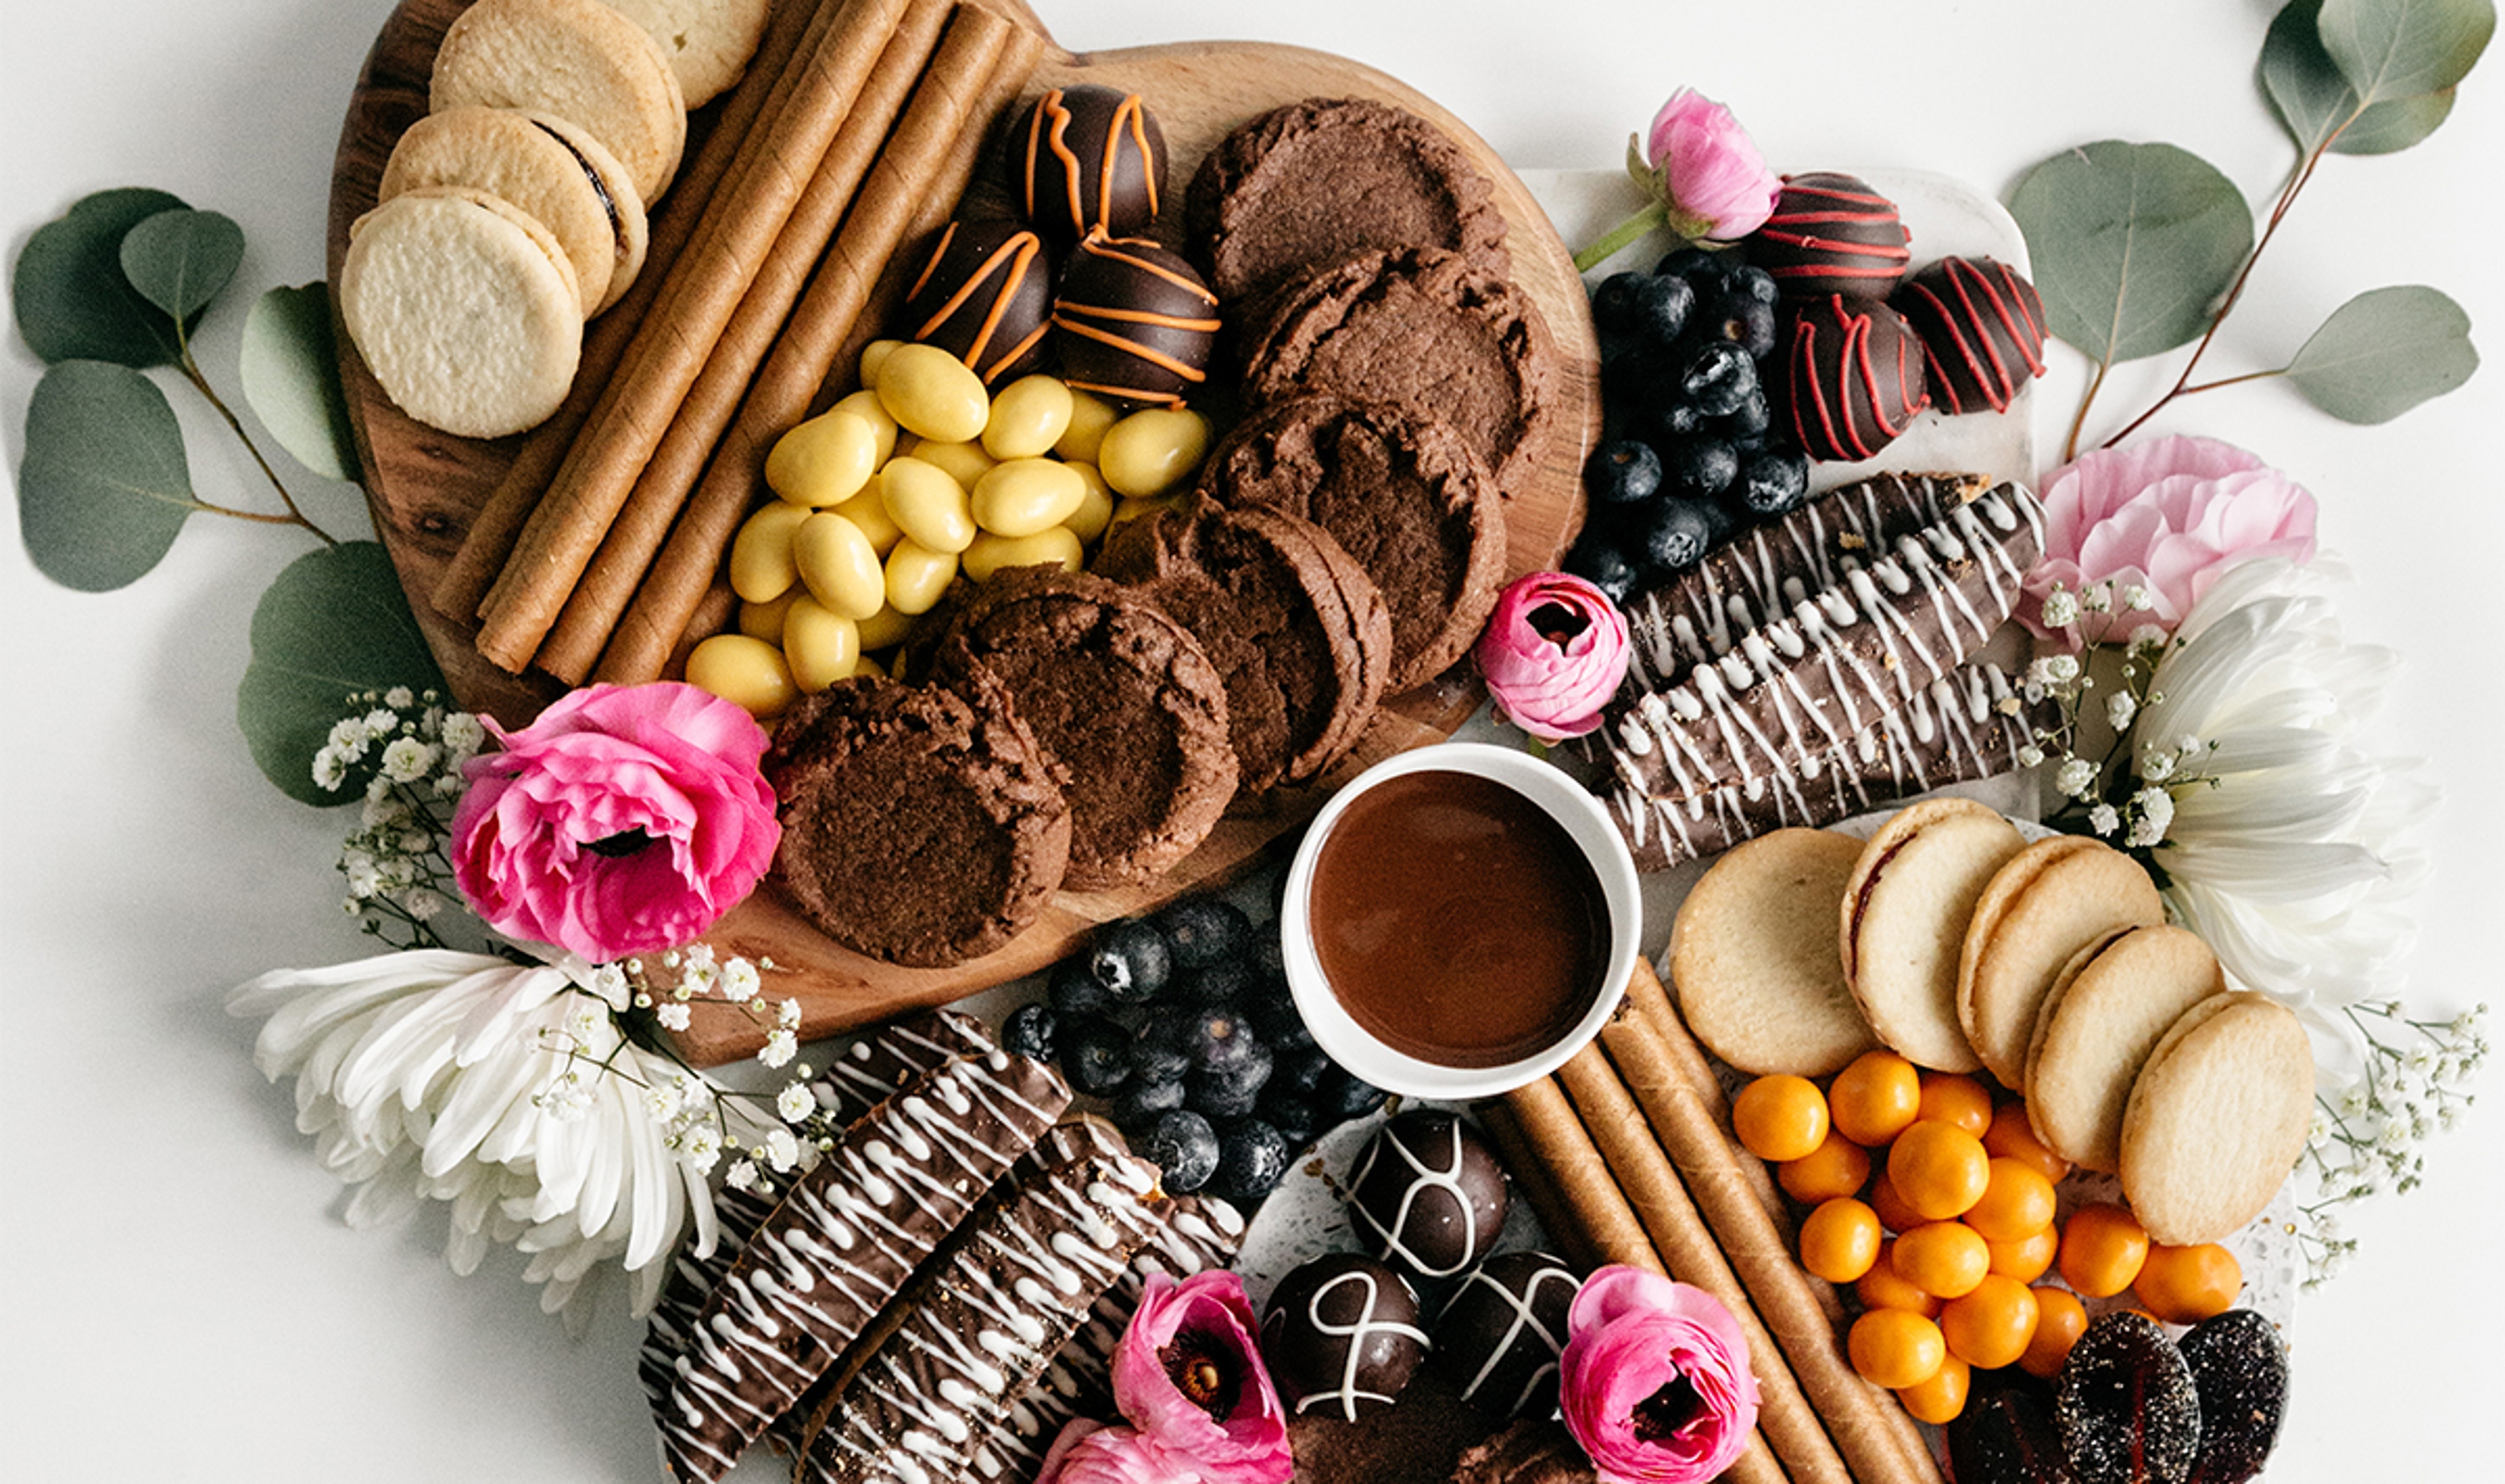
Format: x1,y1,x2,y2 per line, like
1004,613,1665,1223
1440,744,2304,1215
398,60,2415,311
10,187,190,367
17,359,196,591
2265,0,2462,152
118,207,245,327
2009,142,2254,366
239,541,446,806
243,284,359,483
2283,284,2478,422
2318,0,2494,100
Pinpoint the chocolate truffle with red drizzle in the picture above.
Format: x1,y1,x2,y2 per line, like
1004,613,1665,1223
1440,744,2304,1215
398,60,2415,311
1892,256,2048,414
1020,84,1166,241
1779,294,1930,462
1749,172,1913,299
898,219,1054,386
1052,232,1221,407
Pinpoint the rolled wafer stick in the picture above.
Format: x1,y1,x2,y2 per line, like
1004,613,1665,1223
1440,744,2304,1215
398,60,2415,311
1559,1040,1847,1484
594,5,1044,684
433,0,835,624
1500,1076,1661,1277
1604,1007,1943,1484
474,0,917,673
1476,1102,1596,1273
530,0,955,683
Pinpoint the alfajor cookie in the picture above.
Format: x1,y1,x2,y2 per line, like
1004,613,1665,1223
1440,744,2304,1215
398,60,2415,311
380,106,650,316
1670,827,1880,1077
597,0,772,106
2023,924,2226,1174
1837,797,2026,1072
341,186,583,440
2122,990,2314,1245
431,0,688,202
1958,836,2166,1092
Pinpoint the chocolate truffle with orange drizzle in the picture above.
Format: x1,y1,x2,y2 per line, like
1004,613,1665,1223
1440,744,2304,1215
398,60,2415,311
1020,83,1166,241
1052,232,1221,406
898,219,1055,386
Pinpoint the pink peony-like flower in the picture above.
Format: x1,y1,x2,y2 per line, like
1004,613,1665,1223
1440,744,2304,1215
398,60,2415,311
1476,571,1633,743
1033,1419,1198,1484
1634,89,1780,243
2021,434,2318,644
1109,1271,1291,1483
1560,1266,1761,1484
450,682,779,963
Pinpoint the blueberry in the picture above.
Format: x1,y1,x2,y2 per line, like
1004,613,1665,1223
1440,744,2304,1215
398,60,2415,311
1250,932,1286,989
1640,498,1717,572
1211,1119,1294,1204
1635,401,1705,446
1155,898,1253,972
1726,264,1779,307
1187,1007,1262,1076
1140,1109,1221,1193
1273,1042,1333,1099
1654,245,1728,287
1628,273,1695,348
1245,989,1316,1051
1189,1044,1274,1121
1564,538,1643,605
1693,495,1737,547
1111,1073,1189,1132
1735,449,1811,517
1132,1018,1195,1085
1719,387,1773,441
1680,341,1758,417
1583,440,1663,506
1589,271,1650,341
1047,955,1119,1020
1061,1016,1134,1097
1170,958,1254,1008
1258,1087,1321,1149
1665,436,1740,499
1701,291,1779,360
1086,918,1171,1004
1001,1003,1059,1062
1313,1063,1388,1125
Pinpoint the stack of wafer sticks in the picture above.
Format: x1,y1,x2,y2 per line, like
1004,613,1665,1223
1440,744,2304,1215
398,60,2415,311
1492,958,1947,1484
433,0,1047,685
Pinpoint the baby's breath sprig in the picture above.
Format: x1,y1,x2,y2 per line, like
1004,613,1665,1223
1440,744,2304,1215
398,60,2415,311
2018,582,2220,860
2292,999,2490,1287
316,688,484,950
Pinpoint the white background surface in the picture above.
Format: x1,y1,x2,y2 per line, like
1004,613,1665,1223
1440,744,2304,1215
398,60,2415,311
3,0,2499,1479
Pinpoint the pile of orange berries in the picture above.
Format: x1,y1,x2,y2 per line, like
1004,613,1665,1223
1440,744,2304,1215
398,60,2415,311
1731,1050,2245,1425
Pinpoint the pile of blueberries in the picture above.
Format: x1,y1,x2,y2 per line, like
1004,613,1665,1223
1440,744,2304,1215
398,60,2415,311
1003,891,1386,1207
1565,248,1812,605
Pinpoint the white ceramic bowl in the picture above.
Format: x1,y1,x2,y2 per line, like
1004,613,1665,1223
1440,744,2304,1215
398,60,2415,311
1280,742,1642,1099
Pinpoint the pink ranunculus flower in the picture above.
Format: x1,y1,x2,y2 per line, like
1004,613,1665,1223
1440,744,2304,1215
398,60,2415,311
1033,1419,1198,1484
1476,571,1633,744
2021,434,2317,645
450,682,780,963
1109,1271,1291,1483
1560,1266,1761,1484
1632,89,1780,243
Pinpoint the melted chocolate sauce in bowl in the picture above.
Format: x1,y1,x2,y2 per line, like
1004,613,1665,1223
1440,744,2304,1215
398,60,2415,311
1282,743,1641,1098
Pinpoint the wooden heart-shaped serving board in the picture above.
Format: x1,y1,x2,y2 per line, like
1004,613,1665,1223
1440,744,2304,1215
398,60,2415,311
327,0,1601,1064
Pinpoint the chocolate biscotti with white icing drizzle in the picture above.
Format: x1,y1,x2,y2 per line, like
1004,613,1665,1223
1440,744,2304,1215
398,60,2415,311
653,1050,1069,1483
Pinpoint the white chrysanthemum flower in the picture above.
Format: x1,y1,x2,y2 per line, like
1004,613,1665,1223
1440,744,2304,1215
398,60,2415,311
2136,558,2436,1083
228,950,770,1327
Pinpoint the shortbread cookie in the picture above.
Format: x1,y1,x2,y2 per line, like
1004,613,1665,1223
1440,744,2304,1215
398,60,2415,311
1670,828,1879,1076
431,0,688,201
2122,991,2313,1244
1959,837,2166,1091
380,106,650,314
598,0,772,106
1838,798,2026,1072
341,186,584,438
2024,924,2226,1174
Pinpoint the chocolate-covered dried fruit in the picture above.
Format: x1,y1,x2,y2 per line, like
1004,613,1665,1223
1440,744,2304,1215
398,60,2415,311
1020,83,1166,240
1262,1252,1429,1421
1947,1369,2071,1484
1748,172,1912,299
897,219,1054,386
2179,1310,2288,1484
2055,1312,2200,1484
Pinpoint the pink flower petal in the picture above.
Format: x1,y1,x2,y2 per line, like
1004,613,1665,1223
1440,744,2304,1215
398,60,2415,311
1476,573,1632,743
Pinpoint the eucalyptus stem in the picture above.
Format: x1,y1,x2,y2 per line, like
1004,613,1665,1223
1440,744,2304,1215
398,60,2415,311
173,328,340,547
2062,358,2113,464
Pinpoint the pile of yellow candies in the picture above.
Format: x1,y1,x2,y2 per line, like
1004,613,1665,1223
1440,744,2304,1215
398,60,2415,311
688,340,1213,720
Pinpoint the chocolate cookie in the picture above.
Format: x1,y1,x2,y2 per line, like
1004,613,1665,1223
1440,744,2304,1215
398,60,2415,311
926,569,1237,888
1189,95,1510,307
1096,497,1391,795
765,671,1069,967
1241,247,1558,502
1200,393,1506,690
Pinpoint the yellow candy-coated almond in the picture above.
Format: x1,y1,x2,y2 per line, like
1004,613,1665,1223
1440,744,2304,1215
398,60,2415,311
832,486,904,556
879,457,977,554
1108,494,1182,532
828,387,900,466
793,511,887,620
686,633,796,720
765,409,878,507
854,601,917,653
782,596,862,692
963,526,1085,583
1098,407,1210,498
1054,387,1119,463
851,652,888,680
884,538,959,615
856,339,902,390
729,500,810,603
874,342,989,443
909,438,997,492
980,374,1075,461
971,457,1086,538
738,588,799,641
1061,461,1116,544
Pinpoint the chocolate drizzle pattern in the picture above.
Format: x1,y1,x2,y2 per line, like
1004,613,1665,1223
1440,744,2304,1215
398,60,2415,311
1264,1254,1432,1422
1050,233,1221,406
652,1052,1069,1483
1346,1112,1508,1279
1020,85,1165,241
901,220,1055,386
1894,256,2048,415
1782,294,1931,462
1749,172,1913,298
1436,1251,1579,1417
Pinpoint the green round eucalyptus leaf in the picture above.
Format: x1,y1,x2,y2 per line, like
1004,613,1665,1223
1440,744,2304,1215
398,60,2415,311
2009,142,2254,367
2284,284,2478,423
2266,0,2462,153
239,541,447,806
2318,0,2494,102
17,359,197,591
243,284,359,483
11,187,190,367
118,207,245,327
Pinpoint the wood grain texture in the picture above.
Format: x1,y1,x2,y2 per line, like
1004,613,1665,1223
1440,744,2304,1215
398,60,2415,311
328,0,1601,1064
